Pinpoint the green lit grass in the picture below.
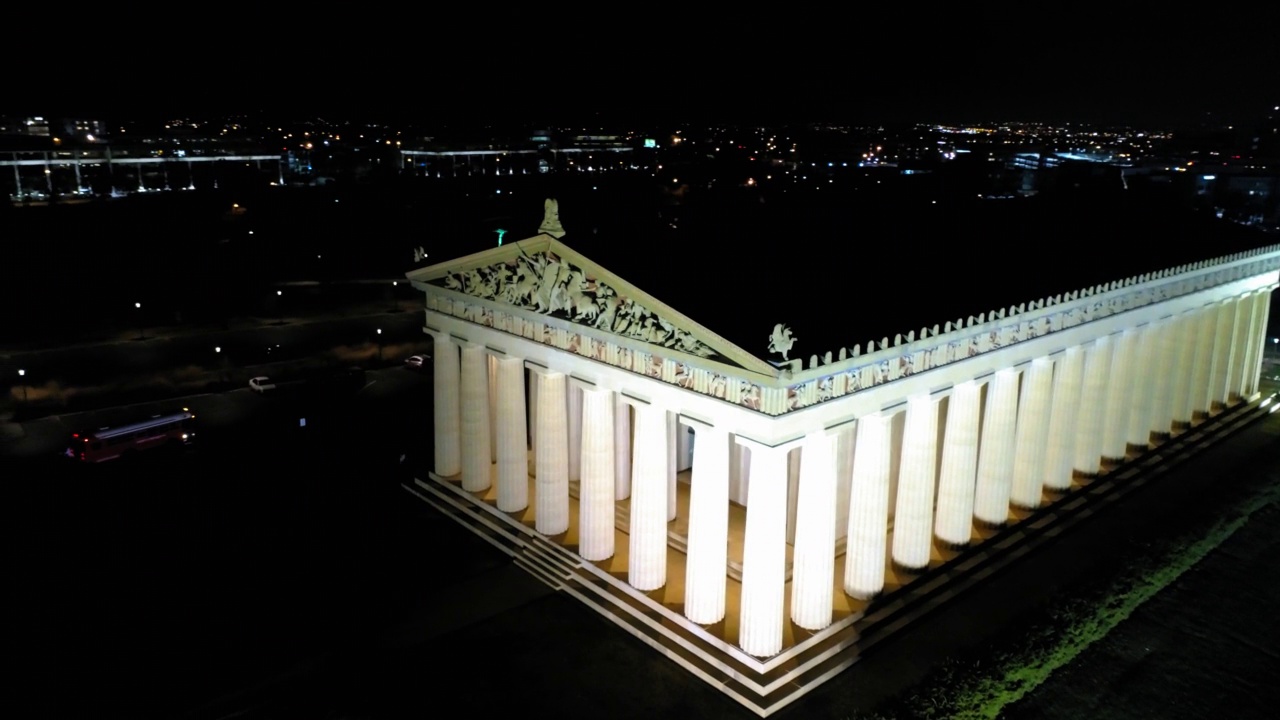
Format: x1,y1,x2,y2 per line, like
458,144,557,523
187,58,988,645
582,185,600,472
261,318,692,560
856,478,1280,720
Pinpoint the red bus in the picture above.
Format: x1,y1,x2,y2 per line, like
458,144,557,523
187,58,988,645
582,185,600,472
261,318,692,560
66,408,197,463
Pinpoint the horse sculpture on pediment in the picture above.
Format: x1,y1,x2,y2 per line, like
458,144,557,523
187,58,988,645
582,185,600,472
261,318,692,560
768,323,797,361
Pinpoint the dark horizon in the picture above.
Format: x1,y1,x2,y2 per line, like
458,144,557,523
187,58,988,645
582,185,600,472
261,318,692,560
5,11,1276,133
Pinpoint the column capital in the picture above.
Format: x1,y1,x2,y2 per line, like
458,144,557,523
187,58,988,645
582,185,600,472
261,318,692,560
676,411,715,431
733,433,804,455
524,359,567,377
618,390,655,408
569,373,621,394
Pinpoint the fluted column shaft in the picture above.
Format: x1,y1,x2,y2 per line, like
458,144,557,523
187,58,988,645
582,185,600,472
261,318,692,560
892,395,939,569
614,395,632,500
432,334,461,477
567,384,583,482
1207,300,1237,408
1169,312,1199,426
495,357,529,512
844,413,893,598
534,371,569,535
934,382,981,545
1101,330,1137,461
1148,320,1178,437
739,443,788,656
460,345,493,492
1126,325,1159,449
684,424,730,625
579,387,616,562
973,368,1020,525
730,442,752,507
1011,358,1053,509
1189,305,1218,416
667,411,678,521
628,403,669,591
1247,291,1273,397
786,448,801,545
1226,295,1251,402
792,432,837,630
1073,336,1112,475
1238,292,1265,399
1042,346,1084,491
488,355,497,463
527,371,539,467
834,426,855,540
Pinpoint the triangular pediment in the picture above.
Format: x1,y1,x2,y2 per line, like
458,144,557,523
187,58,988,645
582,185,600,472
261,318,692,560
406,235,776,375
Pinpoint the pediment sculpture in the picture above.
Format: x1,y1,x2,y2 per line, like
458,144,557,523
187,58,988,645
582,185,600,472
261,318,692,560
435,251,718,359
768,323,797,361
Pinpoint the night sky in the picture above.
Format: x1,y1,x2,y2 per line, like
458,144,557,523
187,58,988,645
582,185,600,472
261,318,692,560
6,9,1277,129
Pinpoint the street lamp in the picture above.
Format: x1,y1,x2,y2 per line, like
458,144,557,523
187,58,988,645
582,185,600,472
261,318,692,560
376,328,383,363
135,302,145,340
390,280,399,312
275,290,283,325
18,369,27,404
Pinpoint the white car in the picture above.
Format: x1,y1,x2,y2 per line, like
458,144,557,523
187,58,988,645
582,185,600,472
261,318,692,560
248,376,277,394
404,355,430,371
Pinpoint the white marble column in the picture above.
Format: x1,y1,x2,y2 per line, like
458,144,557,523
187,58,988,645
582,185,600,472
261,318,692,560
934,381,981,545
488,355,498,463
1188,305,1218,417
792,431,837,630
844,413,893,598
1207,300,1237,409
579,386,616,562
495,357,529,512
730,441,751,507
1237,292,1265,399
1011,358,1053,509
834,425,855,541
1042,346,1084,492
527,370,539,469
666,411,678,521
534,371,570,535
1148,319,1178,439
973,368,1020,525
684,423,730,625
567,384,583,482
614,395,632,500
460,345,493,493
432,333,461,477
1247,291,1274,397
785,448,801,545
1100,330,1137,462
892,395,939,569
677,423,694,472
1169,311,1199,427
739,441,789,656
1226,295,1251,402
1126,324,1159,451
628,403,669,591
1073,335,1112,476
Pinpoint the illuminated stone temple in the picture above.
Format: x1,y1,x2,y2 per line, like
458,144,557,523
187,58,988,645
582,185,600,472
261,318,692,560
406,201,1280,716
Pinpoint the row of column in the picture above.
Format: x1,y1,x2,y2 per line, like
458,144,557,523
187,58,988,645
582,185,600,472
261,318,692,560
428,287,1273,658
